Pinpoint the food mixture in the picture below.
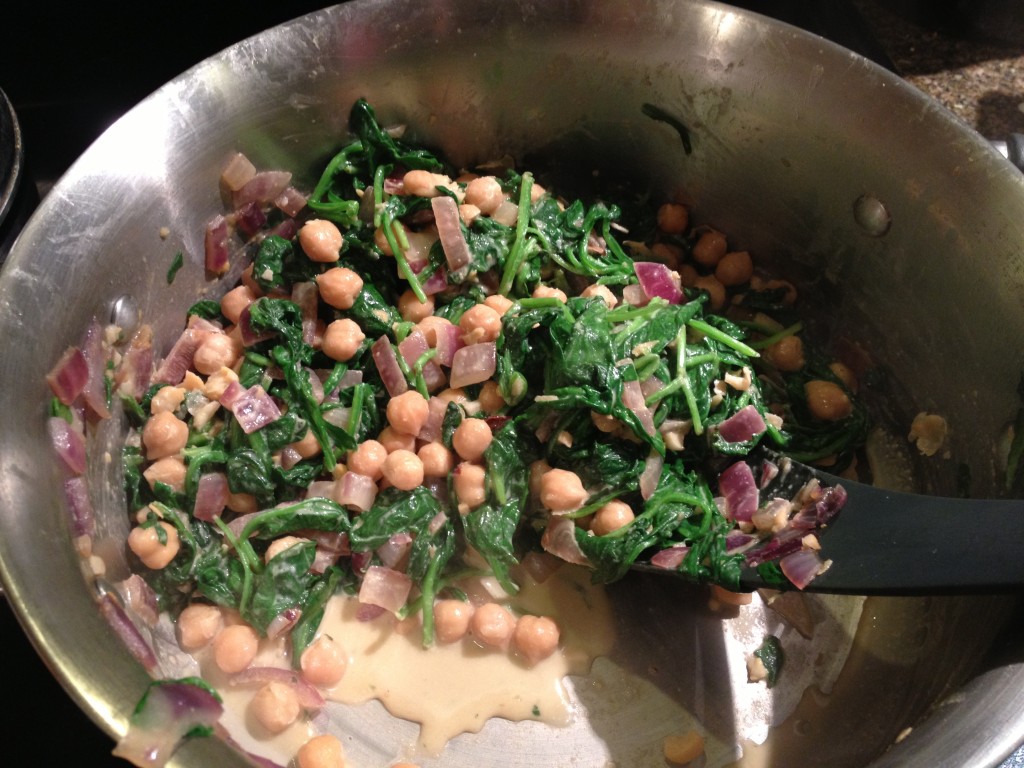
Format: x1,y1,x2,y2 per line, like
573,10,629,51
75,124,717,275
46,100,869,768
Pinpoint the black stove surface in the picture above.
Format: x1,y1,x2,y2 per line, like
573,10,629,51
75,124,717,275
0,2,968,766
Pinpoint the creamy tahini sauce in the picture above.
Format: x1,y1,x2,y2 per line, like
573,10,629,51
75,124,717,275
191,563,615,763
320,564,616,755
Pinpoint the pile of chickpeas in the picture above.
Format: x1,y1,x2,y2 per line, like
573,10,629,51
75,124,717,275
121,163,865,768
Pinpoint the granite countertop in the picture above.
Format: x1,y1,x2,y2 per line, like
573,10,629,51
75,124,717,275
852,0,1024,139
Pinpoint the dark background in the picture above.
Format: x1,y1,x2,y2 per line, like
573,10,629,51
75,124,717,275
0,1,997,766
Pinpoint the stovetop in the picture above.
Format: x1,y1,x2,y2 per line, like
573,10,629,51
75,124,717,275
0,2,1017,766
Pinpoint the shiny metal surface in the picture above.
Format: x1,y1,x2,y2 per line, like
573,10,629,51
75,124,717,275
1,1,1022,766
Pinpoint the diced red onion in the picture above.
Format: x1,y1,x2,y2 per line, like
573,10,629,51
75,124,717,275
357,603,387,622
725,532,757,553
115,326,154,400
194,472,229,522
718,404,767,443
220,152,257,192
274,186,308,218
80,320,111,419
233,201,267,237
112,679,223,768
376,532,413,570
432,195,472,271
205,214,232,275
47,346,89,405
279,445,303,470
759,458,780,489
265,607,302,640
417,396,448,443
433,322,464,368
622,283,650,307
639,452,663,500
541,516,591,566
399,331,447,392
420,267,449,296
153,328,202,385
383,172,404,195
650,545,690,570
232,170,293,209
99,593,158,671
305,480,335,500
372,336,409,397
333,471,377,513
237,304,277,347
226,384,282,434
291,282,320,347
269,218,298,241
350,549,373,577
305,530,349,574
49,416,86,476
640,375,665,399
744,527,804,567
719,460,759,522
119,574,161,627
779,548,826,590
229,666,324,710
449,341,497,389
518,550,564,584
622,379,657,437
64,476,94,539
634,261,683,304
358,565,413,614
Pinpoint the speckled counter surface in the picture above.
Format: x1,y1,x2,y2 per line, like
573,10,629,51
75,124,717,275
852,0,1024,139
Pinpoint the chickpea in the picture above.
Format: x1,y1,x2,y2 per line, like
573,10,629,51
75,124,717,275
539,468,588,512
296,734,346,768
290,429,322,459
483,294,515,316
294,733,346,768
381,449,424,491
663,730,705,765
764,335,805,372
590,500,635,536
377,425,416,454
459,303,503,345
470,602,517,648
193,333,242,375
715,250,754,287
300,634,348,687
528,459,553,498
149,385,185,415
829,361,858,393
433,599,474,644
512,615,561,664
143,456,187,493
250,681,301,734
226,491,259,514
677,263,699,287
691,274,726,311
142,411,189,460
692,229,728,268
128,522,180,569
386,390,430,437
403,169,452,197
459,203,481,226
656,202,689,235
397,288,435,323
264,535,311,564
177,604,224,652
212,623,259,674
299,219,344,263
580,283,618,308
322,318,365,362
220,284,257,325
463,175,504,214
418,442,455,478
316,267,364,310
477,380,506,413
452,417,494,462
347,440,387,481
804,379,853,421
532,285,568,303
438,387,468,404
453,462,487,510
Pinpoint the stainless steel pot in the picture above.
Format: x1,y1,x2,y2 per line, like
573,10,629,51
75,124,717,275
1,1,1022,766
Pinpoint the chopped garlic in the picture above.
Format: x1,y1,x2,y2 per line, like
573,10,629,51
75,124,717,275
908,412,948,457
